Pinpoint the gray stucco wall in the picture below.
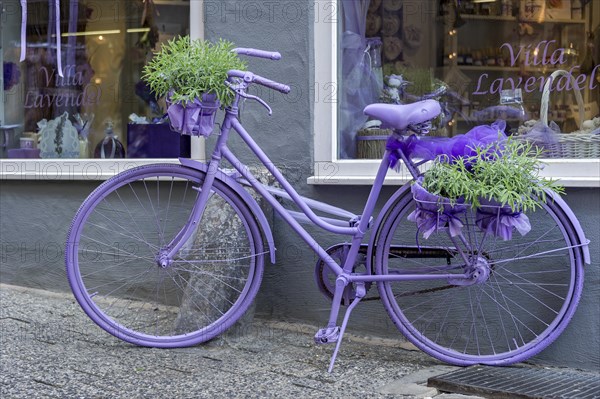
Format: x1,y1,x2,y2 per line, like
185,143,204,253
1,0,599,372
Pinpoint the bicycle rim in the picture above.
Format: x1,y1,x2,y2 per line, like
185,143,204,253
66,164,264,347
375,192,584,365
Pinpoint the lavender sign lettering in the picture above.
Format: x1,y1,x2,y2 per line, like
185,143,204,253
25,65,101,108
473,41,599,96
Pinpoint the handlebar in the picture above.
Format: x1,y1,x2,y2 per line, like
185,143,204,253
228,70,291,94
233,47,281,60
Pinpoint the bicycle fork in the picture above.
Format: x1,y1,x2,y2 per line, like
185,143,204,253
163,119,234,262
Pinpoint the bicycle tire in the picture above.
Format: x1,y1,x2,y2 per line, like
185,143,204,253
375,190,584,365
66,164,264,347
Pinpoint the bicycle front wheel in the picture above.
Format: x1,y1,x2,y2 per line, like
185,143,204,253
375,191,584,365
66,164,264,347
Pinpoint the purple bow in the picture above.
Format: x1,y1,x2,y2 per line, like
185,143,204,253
408,178,467,243
476,204,531,241
408,207,466,240
20,0,63,77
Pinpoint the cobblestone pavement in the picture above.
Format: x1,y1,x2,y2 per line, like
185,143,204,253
0,284,485,398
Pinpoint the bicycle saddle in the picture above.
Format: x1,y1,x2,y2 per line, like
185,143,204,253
363,100,441,130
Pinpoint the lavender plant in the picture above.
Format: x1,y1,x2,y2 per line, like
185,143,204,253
422,139,564,212
142,37,247,107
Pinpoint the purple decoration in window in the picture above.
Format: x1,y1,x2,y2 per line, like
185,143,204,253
339,0,383,158
20,0,65,77
3,62,21,91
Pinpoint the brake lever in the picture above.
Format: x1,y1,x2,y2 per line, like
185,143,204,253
225,80,272,115
241,92,272,115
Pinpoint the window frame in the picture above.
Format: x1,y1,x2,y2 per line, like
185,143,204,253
309,4,600,188
0,0,204,181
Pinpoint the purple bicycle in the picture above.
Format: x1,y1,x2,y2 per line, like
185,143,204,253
66,48,590,372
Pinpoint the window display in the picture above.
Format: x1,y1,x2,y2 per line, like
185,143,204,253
341,0,599,160
0,0,191,159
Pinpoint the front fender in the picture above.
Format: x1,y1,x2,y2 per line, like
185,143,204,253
179,158,276,264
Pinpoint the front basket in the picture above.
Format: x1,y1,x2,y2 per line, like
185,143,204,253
166,95,220,137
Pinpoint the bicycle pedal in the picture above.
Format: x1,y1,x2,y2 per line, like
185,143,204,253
314,327,340,344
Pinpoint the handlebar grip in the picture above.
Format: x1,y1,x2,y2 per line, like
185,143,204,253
252,75,291,94
228,70,291,94
233,47,281,60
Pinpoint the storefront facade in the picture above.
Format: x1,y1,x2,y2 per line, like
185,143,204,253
1,0,598,370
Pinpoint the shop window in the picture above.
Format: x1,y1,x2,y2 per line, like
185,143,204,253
312,0,599,186
338,0,599,161
1,0,190,160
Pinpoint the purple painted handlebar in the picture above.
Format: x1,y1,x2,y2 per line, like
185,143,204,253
233,47,281,60
228,70,291,94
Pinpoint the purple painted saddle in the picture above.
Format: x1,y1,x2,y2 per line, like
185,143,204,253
363,100,441,130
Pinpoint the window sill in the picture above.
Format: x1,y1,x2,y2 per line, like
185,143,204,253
308,159,600,188
0,159,186,181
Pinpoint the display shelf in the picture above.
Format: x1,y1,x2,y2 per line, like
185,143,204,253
153,0,189,6
459,14,585,24
460,14,517,22
531,18,586,24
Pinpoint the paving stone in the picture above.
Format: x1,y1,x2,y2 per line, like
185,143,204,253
396,365,460,384
379,382,439,397
434,394,487,399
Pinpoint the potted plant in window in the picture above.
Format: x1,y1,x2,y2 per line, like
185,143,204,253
142,36,247,136
410,130,564,241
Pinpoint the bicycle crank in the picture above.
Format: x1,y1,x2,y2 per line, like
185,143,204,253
314,244,370,305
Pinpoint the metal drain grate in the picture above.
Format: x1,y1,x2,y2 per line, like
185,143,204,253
428,365,600,399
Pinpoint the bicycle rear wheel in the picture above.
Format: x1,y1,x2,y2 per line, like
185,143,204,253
375,191,584,365
66,164,264,347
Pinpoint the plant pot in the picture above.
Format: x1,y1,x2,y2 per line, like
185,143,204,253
408,177,467,239
166,93,220,137
475,198,531,241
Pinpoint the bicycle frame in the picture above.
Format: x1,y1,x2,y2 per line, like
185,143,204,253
166,107,469,276
162,95,473,339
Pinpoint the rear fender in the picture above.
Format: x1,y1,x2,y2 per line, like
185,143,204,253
179,158,276,264
546,189,591,265
366,183,413,274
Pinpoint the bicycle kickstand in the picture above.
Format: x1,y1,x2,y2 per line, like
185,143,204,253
326,282,366,373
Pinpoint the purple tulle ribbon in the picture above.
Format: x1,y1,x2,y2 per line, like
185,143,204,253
386,121,508,169
20,0,63,77
476,200,531,241
20,0,26,62
408,178,467,241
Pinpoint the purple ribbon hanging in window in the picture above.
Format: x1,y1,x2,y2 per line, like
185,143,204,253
20,0,64,77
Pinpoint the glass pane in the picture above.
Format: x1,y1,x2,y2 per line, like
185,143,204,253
340,0,599,160
1,0,190,159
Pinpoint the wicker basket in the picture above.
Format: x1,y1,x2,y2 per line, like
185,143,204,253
516,70,600,158
356,127,392,159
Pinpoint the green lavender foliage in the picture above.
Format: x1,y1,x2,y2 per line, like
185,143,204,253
422,139,565,212
142,37,247,107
